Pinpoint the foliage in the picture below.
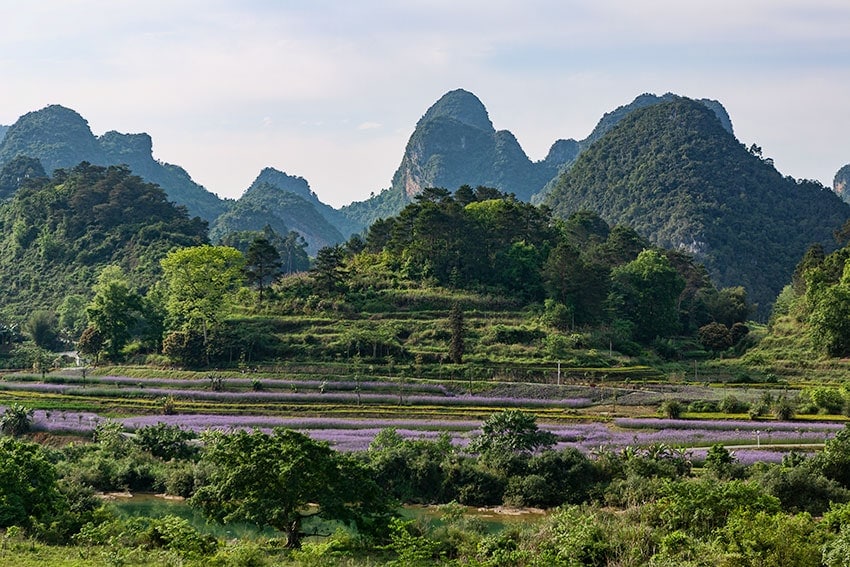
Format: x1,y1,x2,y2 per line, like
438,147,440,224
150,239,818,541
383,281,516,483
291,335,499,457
244,237,282,302
134,423,198,461
23,310,59,350
0,436,66,531
609,249,685,342
0,162,208,321
86,265,144,360
448,302,465,364
545,97,850,317
698,322,732,353
160,245,245,344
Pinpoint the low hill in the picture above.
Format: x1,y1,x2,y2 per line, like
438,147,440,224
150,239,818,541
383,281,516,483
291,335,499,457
544,97,850,317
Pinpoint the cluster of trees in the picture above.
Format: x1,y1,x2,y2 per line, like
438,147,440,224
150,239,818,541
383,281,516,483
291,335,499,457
0,165,756,368
346,187,749,352
6,407,850,564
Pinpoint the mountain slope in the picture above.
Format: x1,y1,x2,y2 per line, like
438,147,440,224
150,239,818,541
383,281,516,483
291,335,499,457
544,96,850,316
210,171,345,255
0,105,227,222
249,168,359,238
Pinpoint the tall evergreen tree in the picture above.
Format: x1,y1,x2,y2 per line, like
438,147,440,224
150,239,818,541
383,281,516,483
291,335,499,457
449,302,465,364
245,237,282,302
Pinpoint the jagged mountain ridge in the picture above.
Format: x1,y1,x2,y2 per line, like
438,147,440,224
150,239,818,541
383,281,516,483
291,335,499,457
342,89,570,229
0,105,227,222
343,90,734,228
544,96,850,316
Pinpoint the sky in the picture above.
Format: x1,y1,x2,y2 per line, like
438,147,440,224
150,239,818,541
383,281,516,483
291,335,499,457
1,1,849,208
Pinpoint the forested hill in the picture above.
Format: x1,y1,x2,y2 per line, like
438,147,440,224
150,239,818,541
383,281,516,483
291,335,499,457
0,162,208,320
544,97,850,317
0,105,227,222
209,170,345,256
0,124,8,143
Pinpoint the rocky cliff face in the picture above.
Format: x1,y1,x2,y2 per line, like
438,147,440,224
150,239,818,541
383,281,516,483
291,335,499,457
835,164,850,203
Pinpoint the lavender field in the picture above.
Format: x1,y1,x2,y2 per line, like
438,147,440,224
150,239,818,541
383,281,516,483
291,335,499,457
3,369,845,464
18,406,843,462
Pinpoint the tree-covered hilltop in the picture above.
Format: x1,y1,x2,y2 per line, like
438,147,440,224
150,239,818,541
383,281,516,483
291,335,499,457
544,97,850,317
0,105,227,222
339,187,748,356
0,162,208,321
210,179,344,256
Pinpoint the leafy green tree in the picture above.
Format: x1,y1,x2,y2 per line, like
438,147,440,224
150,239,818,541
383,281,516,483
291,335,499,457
0,155,46,198
310,245,347,294
57,294,88,339
190,428,393,549
160,245,245,344
22,310,59,350
703,444,735,478
244,237,282,302
808,277,850,356
448,302,465,364
719,510,825,566
86,265,144,360
134,423,198,461
609,249,685,342
468,410,556,457
649,477,781,537
698,322,732,353
77,326,104,364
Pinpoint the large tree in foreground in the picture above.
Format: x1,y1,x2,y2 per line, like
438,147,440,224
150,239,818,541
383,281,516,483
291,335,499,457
190,428,393,549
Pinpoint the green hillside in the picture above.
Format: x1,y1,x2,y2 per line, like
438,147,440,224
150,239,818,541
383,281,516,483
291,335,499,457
0,162,208,320
544,97,850,317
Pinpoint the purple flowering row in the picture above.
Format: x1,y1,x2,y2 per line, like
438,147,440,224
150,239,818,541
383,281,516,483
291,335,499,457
0,381,591,408
614,417,846,433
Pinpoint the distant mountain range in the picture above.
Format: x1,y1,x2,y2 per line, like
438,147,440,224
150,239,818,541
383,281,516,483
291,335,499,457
2,94,848,315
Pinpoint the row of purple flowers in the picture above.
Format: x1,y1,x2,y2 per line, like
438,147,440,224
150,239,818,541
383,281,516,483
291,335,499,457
0,381,592,408
17,406,843,463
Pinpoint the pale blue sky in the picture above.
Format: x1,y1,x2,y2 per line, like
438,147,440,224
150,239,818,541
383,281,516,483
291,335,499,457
1,1,848,207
